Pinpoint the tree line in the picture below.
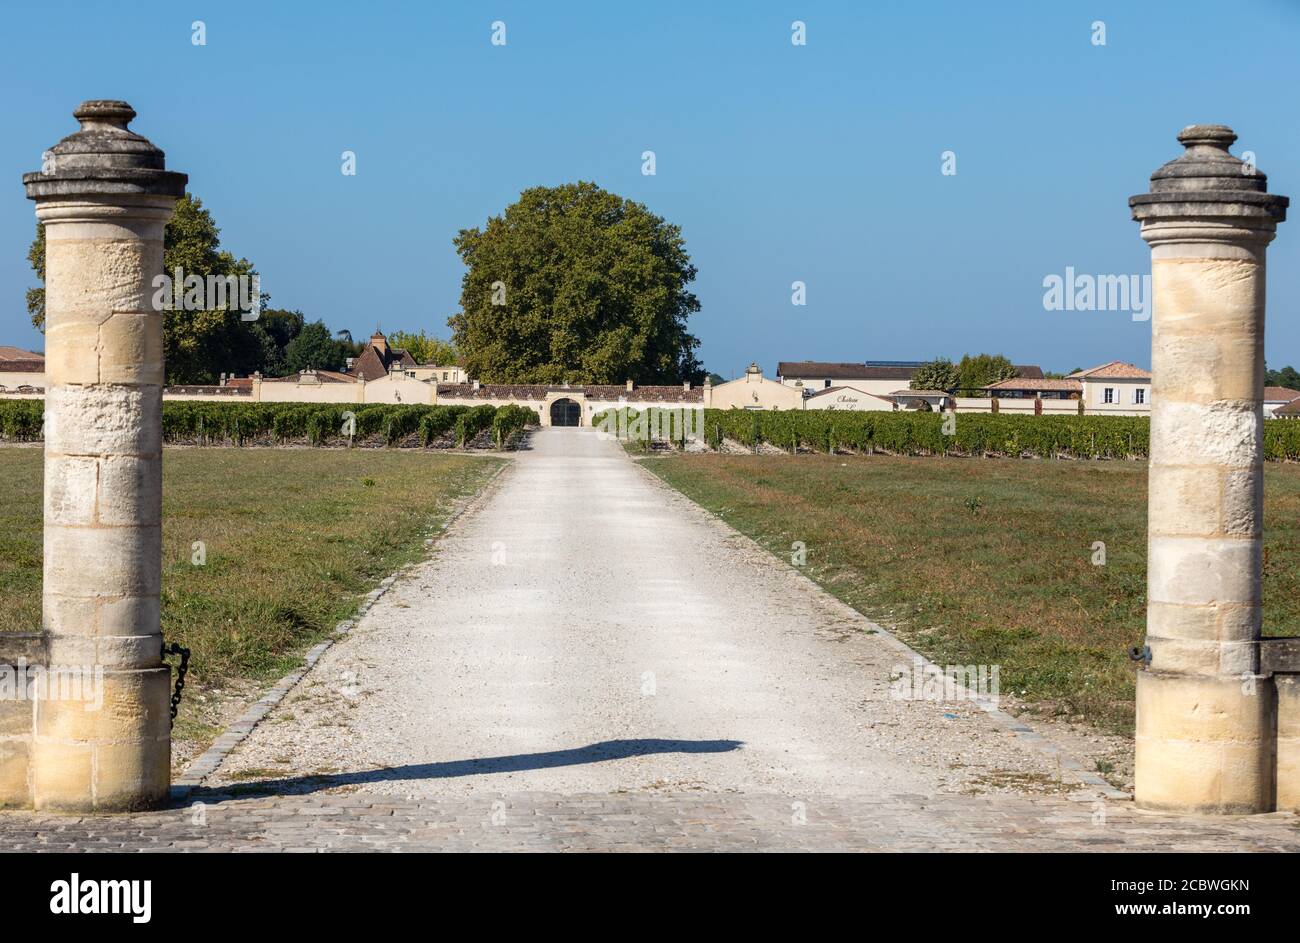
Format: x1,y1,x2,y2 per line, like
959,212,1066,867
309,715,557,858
25,181,711,387
26,194,377,385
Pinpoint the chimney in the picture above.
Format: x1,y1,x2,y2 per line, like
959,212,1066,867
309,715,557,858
683,380,691,392
626,379,634,391
472,379,481,391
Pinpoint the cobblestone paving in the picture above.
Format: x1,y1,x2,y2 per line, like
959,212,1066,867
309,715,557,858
1,790,1297,852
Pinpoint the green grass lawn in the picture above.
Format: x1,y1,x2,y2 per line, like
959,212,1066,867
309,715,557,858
642,453,1300,734
0,447,503,751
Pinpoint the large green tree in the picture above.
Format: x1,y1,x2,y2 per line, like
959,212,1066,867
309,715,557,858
910,357,959,391
284,321,350,373
957,353,1018,391
448,182,703,384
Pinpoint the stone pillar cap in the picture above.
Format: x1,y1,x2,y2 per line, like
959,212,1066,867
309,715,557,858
1130,124,1287,223
23,99,187,201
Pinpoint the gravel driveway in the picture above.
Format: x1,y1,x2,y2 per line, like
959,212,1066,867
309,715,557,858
207,428,1094,800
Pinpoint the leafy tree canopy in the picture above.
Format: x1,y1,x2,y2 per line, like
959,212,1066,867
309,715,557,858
448,181,702,384
910,357,959,392
284,321,350,374
27,192,354,384
957,353,1018,391
388,330,457,366
25,224,45,331
1266,363,1300,390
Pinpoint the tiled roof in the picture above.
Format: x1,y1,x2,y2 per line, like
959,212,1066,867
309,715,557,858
0,346,44,373
1263,386,1300,402
164,385,252,397
1068,361,1151,379
263,370,359,384
984,377,1083,392
779,361,1044,381
1274,398,1300,417
349,341,417,381
0,346,43,362
892,389,950,396
586,385,704,403
435,384,703,403
779,362,913,380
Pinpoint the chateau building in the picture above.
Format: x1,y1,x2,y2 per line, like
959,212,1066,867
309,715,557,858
0,345,44,390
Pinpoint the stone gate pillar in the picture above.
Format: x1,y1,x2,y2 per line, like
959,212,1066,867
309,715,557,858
24,101,187,811
1130,125,1288,814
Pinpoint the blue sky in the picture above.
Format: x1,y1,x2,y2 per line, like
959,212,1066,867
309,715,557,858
2,0,1299,377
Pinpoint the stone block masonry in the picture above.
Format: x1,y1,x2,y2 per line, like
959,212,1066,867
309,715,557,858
18,101,186,811
1130,124,1290,814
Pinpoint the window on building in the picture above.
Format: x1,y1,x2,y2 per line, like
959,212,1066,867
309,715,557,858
1134,388,1145,405
1103,387,1116,404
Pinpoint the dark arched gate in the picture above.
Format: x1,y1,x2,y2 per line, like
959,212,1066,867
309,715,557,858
550,398,581,426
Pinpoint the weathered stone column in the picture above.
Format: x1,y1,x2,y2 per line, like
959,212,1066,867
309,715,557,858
1130,125,1288,814
24,101,186,811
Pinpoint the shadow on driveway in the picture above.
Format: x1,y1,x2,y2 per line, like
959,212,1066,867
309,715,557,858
189,738,744,800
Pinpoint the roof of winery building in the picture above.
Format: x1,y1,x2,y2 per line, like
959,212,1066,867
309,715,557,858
262,369,359,384
435,383,704,403
1263,386,1300,402
0,346,44,372
1066,361,1151,379
777,361,1044,380
983,377,1083,392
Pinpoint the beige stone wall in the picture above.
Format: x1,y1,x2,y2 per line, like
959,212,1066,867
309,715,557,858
805,386,893,411
408,365,467,383
954,396,1081,415
781,376,901,398
0,635,46,809
709,375,805,411
1084,377,1151,415
436,394,546,418
161,391,251,403
363,375,435,404
258,379,363,403
1277,674,1300,812
0,370,45,388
